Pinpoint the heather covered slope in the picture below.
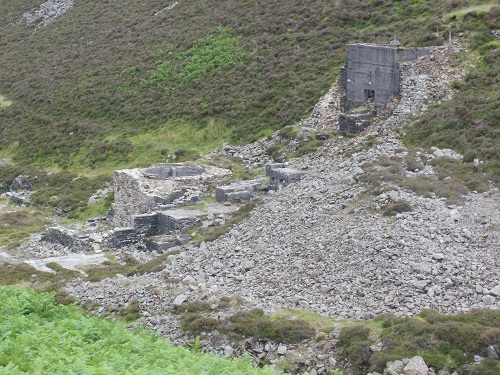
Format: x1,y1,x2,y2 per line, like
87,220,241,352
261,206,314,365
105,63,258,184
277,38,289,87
0,1,498,219
1,0,495,171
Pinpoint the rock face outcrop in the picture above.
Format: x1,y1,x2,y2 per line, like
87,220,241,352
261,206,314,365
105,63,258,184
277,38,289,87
23,0,74,28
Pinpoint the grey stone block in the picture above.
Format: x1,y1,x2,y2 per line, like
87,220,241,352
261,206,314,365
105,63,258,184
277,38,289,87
345,44,432,109
145,235,178,251
268,167,304,191
42,227,94,253
157,209,206,233
215,179,262,203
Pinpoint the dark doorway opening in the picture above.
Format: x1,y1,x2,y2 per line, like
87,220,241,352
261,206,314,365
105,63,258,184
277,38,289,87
365,89,375,103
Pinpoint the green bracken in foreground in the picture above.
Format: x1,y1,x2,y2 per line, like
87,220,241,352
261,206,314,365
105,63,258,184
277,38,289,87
0,286,277,375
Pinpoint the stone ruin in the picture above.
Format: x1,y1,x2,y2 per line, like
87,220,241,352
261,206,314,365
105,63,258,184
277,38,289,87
337,42,435,133
109,163,232,227
41,162,305,251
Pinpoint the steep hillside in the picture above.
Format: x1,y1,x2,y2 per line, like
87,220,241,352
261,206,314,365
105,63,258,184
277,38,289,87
1,0,496,173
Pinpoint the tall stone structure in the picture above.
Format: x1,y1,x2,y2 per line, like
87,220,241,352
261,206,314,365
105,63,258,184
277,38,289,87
345,43,432,109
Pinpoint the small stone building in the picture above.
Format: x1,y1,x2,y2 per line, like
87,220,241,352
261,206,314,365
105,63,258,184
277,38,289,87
110,163,232,227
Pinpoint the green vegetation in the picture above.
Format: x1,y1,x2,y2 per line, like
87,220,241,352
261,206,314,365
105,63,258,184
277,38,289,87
0,95,12,110
382,200,412,216
337,309,500,374
0,164,111,219
83,250,181,283
179,304,316,344
0,286,277,374
403,4,500,182
225,309,315,344
0,250,181,309
272,309,337,334
266,125,329,162
0,1,497,211
1,0,489,174
146,27,247,86
0,200,49,249
360,153,489,206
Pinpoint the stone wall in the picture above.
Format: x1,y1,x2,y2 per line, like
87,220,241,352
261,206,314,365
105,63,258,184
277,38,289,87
110,163,232,227
41,227,94,253
345,44,433,109
111,169,158,227
346,44,400,108
384,45,467,127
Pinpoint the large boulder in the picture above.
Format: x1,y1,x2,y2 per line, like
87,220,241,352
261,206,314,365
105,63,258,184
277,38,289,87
404,356,428,375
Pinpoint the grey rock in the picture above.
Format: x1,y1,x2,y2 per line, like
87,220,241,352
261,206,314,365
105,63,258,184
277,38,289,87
486,345,499,360
173,294,188,307
482,295,495,304
413,280,428,290
277,345,287,355
404,356,428,375
449,210,461,221
329,357,337,367
490,284,500,296
384,360,404,374
241,259,255,271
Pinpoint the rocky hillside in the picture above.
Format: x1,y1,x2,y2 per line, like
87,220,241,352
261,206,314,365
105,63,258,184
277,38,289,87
0,1,499,375
1,1,498,172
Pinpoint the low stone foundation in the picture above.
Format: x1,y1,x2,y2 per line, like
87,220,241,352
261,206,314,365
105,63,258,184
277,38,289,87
41,227,94,253
215,179,264,203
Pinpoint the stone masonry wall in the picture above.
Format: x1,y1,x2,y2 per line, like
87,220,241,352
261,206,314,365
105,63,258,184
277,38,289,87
345,44,434,109
110,164,232,227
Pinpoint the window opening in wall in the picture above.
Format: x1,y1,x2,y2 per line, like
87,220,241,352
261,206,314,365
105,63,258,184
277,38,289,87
365,89,375,103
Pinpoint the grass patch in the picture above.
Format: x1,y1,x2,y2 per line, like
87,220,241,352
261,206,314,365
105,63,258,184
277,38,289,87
0,164,112,218
225,308,315,344
126,118,233,167
178,304,316,344
0,94,12,110
0,202,50,249
360,152,490,205
382,200,412,216
84,250,180,282
146,27,247,86
204,155,263,182
404,5,500,184
338,325,373,373
272,309,337,334
447,3,498,19
293,138,324,157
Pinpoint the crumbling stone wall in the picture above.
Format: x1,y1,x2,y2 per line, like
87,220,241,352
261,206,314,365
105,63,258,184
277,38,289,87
41,227,94,253
384,45,467,127
110,163,232,227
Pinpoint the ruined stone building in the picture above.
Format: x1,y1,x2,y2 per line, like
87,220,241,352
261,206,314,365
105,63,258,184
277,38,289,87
343,43,433,109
